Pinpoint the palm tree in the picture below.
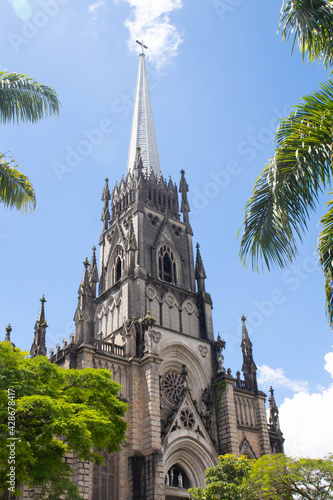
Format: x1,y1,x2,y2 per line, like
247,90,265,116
239,0,333,326
0,70,59,213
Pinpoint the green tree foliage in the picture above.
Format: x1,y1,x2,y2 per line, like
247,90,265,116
239,0,333,327
0,342,128,499
0,70,59,213
250,453,333,499
188,454,257,500
189,454,333,500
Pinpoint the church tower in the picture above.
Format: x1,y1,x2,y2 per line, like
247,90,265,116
42,46,284,500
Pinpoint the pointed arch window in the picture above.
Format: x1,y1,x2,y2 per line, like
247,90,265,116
93,452,119,499
158,245,177,285
111,246,124,286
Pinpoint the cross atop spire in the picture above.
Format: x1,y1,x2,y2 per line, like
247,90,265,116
136,39,148,55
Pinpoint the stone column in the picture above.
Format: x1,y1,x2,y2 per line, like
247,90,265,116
141,354,164,500
214,374,239,455
254,392,271,456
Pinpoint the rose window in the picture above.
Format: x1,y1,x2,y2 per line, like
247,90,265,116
161,370,184,406
180,408,195,429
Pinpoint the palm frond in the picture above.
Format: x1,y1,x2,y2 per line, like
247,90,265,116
239,79,333,271
279,0,333,68
318,195,333,326
0,153,36,213
0,70,59,124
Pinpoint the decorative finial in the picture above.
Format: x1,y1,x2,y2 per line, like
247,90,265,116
136,39,148,54
241,314,246,322
83,257,89,269
5,324,12,342
41,295,46,304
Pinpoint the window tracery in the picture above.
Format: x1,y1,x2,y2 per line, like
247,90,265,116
158,245,177,284
180,408,195,429
110,246,124,285
161,370,184,407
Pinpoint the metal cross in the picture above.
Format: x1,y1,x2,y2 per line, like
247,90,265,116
136,39,148,54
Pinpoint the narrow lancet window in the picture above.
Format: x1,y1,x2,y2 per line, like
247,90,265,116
158,245,177,285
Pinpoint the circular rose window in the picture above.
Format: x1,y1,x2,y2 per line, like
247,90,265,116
180,408,195,429
161,370,184,408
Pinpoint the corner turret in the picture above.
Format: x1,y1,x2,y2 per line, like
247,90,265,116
30,295,47,357
101,178,111,232
89,246,99,298
195,243,206,293
74,257,96,345
5,324,15,348
268,386,285,453
179,169,190,225
241,315,257,392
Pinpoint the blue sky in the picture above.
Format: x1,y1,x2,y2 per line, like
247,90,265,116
1,0,333,457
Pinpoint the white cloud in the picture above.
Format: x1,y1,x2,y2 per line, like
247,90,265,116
115,0,183,68
324,351,333,377
280,385,333,458
277,351,333,458
258,365,308,393
88,0,105,18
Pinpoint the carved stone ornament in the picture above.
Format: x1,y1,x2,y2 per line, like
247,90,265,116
148,213,160,226
96,304,104,319
114,289,122,307
146,285,156,301
166,293,175,307
107,229,115,242
122,216,130,229
172,224,182,236
107,296,114,310
150,329,162,343
162,230,170,241
198,345,209,358
184,300,194,314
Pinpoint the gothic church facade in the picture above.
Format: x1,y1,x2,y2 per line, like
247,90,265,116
27,49,284,500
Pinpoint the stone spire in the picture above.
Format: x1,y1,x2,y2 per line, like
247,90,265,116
89,246,99,298
75,257,95,345
101,178,111,231
5,323,15,347
30,295,47,357
5,323,12,342
195,243,206,292
268,386,280,431
241,315,257,392
127,50,161,177
179,170,190,224
268,386,285,453
78,257,90,310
